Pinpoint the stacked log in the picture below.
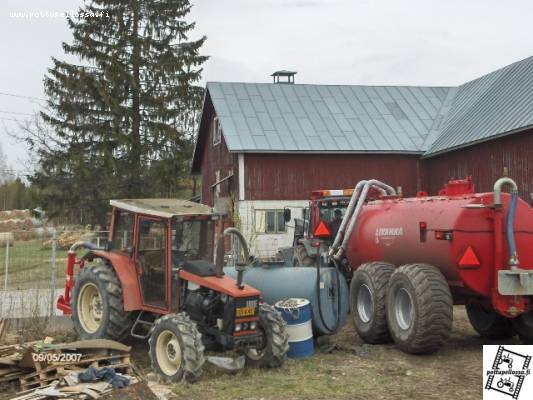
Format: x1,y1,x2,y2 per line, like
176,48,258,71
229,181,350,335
0,210,31,221
41,231,96,250
0,232,14,247
0,210,34,244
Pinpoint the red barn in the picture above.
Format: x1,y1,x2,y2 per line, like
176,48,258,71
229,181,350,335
192,57,533,257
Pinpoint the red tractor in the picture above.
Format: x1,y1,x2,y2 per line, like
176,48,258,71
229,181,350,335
288,188,381,267
289,189,351,266
57,199,288,382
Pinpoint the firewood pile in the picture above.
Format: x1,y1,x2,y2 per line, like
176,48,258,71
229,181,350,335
41,232,96,251
0,338,155,400
0,210,32,222
0,210,34,243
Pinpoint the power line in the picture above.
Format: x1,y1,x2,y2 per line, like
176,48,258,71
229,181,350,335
0,117,24,123
0,110,35,116
0,91,47,102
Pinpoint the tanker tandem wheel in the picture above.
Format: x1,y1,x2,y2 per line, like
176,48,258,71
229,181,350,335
512,312,533,344
350,262,395,344
386,264,453,354
465,302,514,339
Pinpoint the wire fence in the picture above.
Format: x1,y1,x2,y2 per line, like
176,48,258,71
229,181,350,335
0,230,109,318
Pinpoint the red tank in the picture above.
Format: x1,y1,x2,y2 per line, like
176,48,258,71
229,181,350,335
345,178,533,315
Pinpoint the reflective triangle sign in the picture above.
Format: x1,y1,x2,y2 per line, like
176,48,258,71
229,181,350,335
314,220,331,238
459,246,480,267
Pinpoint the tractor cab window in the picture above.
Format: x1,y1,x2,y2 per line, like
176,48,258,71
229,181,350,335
111,210,134,254
137,218,167,308
172,220,214,267
316,200,349,240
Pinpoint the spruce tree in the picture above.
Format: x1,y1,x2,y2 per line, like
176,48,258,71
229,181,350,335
36,0,207,224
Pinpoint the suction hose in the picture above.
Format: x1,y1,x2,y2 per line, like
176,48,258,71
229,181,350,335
315,253,343,334
493,177,519,268
507,192,519,267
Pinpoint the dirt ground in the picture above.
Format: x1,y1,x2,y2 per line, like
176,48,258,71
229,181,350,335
130,306,521,400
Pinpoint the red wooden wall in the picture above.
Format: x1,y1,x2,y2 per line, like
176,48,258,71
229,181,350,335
422,130,533,201
243,153,421,200
197,98,238,206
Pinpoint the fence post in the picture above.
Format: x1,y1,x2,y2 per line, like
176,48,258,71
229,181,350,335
3,237,9,291
49,229,57,317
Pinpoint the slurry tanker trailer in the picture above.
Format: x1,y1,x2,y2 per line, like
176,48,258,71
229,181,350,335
230,175,533,353
329,176,533,353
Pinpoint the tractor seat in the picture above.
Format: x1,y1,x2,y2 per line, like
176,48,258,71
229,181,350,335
181,260,218,277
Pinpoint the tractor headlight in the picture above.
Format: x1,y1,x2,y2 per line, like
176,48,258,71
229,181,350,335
235,323,242,332
249,322,257,330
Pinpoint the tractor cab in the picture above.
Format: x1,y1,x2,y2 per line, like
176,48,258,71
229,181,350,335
289,190,352,266
57,199,289,383
108,199,218,311
289,187,386,266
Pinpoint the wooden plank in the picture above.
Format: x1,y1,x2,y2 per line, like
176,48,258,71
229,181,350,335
0,356,18,366
99,382,159,400
0,318,8,344
46,340,131,353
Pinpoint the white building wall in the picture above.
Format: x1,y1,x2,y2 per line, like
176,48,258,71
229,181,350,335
237,199,308,258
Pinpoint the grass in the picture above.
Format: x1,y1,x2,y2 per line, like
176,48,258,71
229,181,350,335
0,239,69,289
131,307,502,400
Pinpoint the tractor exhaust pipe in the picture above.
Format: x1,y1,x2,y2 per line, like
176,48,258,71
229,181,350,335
215,227,251,288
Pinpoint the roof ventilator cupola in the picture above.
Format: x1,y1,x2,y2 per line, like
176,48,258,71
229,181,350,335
271,70,297,84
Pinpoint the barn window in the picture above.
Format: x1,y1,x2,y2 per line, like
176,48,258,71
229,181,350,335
213,117,222,145
255,210,286,234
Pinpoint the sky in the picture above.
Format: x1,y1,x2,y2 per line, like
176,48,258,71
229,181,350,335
1,0,532,177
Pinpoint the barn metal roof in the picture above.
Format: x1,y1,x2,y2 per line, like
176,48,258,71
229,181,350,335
194,56,532,164
424,56,533,156
206,82,453,153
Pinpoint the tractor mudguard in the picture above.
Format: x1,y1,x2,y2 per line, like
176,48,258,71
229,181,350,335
87,250,144,311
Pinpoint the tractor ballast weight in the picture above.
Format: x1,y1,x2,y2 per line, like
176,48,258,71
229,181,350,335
57,199,289,382
330,176,533,352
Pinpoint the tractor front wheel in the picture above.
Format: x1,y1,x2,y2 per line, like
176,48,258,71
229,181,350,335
71,262,132,340
245,304,289,368
148,313,205,383
466,302,514,339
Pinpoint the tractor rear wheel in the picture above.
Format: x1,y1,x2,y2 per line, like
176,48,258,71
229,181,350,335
350,262,395,344
512,312,533,343
386,264,453,354
148,313,205,383
71,261,132,340
466,303,514,339
293,245,315,267
245,304,289,368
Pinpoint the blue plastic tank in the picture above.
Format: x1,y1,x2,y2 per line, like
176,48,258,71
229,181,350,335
225,263,349,336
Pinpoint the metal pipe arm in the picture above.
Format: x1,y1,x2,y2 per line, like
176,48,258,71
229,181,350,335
493,177,518,205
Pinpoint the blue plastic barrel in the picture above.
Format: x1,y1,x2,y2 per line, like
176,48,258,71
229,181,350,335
275,298,314,358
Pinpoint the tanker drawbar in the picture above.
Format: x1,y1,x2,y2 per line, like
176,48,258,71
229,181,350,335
329,176,533,352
